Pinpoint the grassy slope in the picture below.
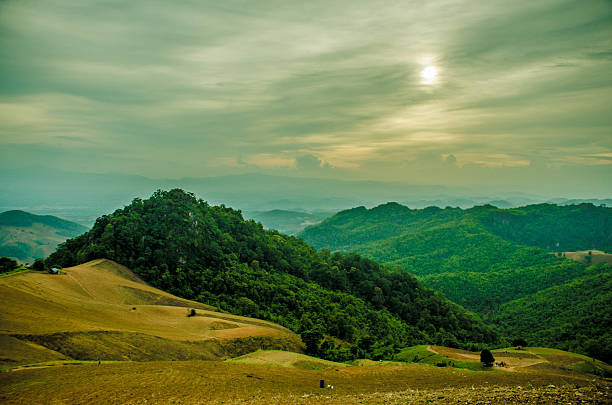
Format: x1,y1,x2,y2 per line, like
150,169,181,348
0,210,88,263
227,349,348,370
0,259,302,366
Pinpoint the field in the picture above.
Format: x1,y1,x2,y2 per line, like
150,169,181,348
0,357,610,404
561,250,612,265
0,259,303,366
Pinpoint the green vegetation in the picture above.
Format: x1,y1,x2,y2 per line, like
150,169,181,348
299,202,612,362
394,345,483,371
0,256,19,274
0,210,88,263
48,189,498,361
480,349,495,366
494,272,612,363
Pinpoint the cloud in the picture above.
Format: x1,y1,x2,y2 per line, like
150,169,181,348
0,0,610,193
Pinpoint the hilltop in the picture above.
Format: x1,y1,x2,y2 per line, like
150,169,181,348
299,202,612,361
0,210,88,263
0,259,301,367
48,189,498,361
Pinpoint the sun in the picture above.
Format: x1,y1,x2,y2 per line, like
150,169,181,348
420,66,438,84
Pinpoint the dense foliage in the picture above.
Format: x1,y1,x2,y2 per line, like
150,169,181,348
0,256,19,274
48,189,497,360
299,202,612,362
494,269,612,363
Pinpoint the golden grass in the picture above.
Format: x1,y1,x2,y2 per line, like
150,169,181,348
227,350,348,370
0,360,608,404
0,259,303,365
561,250,612,265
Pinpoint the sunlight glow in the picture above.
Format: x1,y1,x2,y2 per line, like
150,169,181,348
420,66,438,84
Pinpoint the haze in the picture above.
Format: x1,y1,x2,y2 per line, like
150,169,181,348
1,0,611,197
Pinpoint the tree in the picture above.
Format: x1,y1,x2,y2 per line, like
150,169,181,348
0,257,18,273
480,349,495,367
300,330,323,356
32,258,46,272
511,338,528,347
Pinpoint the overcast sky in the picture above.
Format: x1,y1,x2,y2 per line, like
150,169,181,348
1,0,611,195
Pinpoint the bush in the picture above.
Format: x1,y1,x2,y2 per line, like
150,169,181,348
0,257,19,273
480,349,495,366
187,309,196,317
511,338,528,347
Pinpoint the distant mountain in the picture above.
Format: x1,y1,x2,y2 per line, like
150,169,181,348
0,210,88,263
48,189,498,361
299,202,612,361
3,167,608,225
244,209,335,235
546,198,612,207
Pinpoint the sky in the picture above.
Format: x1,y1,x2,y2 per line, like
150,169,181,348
1,0,611,195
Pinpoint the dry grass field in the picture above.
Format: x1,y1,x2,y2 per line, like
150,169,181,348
0,358,609,404
0,259,303,366
561,250,612,265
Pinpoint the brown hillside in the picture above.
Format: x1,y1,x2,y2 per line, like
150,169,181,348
0,259,303,366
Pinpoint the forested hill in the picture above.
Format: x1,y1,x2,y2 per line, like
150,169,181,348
48,189,497,361
299,202,612,362
300,202,611,253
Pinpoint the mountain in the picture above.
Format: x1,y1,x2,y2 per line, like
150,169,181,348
48,189,498,361
0,210,88,263
244,209,335,235
0,259,302,366
299,202,612,361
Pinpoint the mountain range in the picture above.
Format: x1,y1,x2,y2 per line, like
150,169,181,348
299,202,612,362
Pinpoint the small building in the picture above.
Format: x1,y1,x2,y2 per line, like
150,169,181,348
50,267,60,274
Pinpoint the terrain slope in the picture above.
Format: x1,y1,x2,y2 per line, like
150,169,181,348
47,189,498,360
300,202,612,360
0,210,88,263
0,259,302,366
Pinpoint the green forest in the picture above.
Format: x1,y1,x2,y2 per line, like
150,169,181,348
300,202,612,362
48,189,498,361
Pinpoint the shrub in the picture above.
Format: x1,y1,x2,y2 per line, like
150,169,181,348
480,349,495,366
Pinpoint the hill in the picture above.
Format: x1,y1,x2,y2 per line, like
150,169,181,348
47,189,498,361
299,202,612,361
0,259,301,367
494,272,612,363
244,209,334,235
0,210,88,263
